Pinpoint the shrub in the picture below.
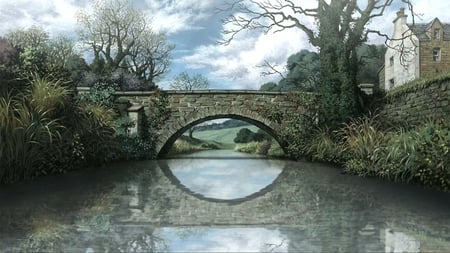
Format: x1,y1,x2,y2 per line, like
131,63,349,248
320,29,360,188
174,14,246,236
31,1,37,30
234,128,265,143
234,142,261,154
117,135,154,160
258,140,272,155
409,120,450,190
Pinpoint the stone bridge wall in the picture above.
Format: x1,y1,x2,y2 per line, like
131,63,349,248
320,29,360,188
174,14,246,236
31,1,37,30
114,90,299,157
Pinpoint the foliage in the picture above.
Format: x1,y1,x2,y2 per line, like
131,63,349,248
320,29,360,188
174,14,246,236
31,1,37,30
77,81,118,108
356,44,386,86
262,92,317,159
303,112,450,192
6,26,79,83
116,135,154,160
278,50,320,92
115,115,136,136
233,127,265,143
234,140,273,155
374,120,450,191
74,103,118,164
77,69,155,91
0,76,118,184
259,82,277,91
145,90,170,139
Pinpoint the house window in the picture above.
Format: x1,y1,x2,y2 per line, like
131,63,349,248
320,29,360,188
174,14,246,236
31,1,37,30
434,29,440,39
389,56,394,66
433,48,441,62
389,78,395,89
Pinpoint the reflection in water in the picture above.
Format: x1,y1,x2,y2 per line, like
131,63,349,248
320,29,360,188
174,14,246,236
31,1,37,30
165,150,285,200
158,227,288,252
0,152,449,252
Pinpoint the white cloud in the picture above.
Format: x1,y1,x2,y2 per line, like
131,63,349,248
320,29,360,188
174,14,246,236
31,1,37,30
144,0,217,34
178,12,313,89
0,0,80,36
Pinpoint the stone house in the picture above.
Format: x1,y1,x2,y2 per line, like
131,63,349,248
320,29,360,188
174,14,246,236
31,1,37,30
381,8,450,90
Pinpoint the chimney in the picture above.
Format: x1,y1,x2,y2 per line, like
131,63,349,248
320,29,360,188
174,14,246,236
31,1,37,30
393,8,407,25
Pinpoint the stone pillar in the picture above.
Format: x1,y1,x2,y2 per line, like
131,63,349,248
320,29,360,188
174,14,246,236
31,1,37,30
126,104,144,136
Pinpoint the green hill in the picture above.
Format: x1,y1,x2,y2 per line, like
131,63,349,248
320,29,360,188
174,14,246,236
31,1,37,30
188,125,259,149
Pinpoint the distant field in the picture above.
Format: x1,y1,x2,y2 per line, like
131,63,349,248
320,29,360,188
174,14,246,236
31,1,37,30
187,125,260,149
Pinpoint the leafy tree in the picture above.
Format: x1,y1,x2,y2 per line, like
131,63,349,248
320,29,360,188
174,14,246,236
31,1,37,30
5,26,84,87
234,128,265,143
221,0,414,127
76,0,174,84
259,81,278,91
6,26,50,76
0,37,19,94
356,44,386,86
169,71,210,90
278,50,320,92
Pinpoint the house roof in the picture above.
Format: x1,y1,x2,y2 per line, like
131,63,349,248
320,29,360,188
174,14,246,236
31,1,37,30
407,18,450,41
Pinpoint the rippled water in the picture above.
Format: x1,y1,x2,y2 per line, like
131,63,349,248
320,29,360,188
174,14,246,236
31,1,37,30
0,150,449,252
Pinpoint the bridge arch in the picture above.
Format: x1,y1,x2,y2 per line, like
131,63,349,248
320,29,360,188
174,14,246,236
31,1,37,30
156,111,284,158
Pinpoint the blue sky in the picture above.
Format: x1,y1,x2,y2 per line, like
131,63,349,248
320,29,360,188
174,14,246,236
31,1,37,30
0,0,448,90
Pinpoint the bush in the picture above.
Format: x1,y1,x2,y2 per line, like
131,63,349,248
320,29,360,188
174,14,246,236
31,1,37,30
117,135,154,160
234,128,265,143
234,142,261,154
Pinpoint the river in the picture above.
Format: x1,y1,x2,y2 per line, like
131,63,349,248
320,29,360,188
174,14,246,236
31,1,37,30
0,150,449,252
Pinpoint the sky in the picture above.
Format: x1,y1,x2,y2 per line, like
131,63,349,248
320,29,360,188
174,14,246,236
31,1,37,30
0,0,449,90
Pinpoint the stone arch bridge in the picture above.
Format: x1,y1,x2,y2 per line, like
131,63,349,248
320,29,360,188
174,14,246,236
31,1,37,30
114,90,304,157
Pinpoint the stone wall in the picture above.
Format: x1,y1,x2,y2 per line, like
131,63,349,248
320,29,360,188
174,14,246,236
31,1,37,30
381,80,450,126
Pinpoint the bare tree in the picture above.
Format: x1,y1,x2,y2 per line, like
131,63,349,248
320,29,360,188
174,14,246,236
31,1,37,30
76,0,174,84
127,30,175,83
169,71,209,90
220,0,415,126
170,71,210,138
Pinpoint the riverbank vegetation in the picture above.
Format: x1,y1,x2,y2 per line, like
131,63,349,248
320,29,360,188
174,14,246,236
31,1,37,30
306,115,450,192
0,77,117,184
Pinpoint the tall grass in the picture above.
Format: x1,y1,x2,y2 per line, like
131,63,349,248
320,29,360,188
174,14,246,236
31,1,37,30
339,114,388,176
306,127,345,164
0,76,118,184
0,92,63,183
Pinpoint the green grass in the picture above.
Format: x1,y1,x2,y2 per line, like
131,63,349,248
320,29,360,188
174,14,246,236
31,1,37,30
189,125,260,149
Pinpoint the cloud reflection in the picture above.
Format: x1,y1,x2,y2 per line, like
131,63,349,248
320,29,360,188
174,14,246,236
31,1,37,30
166,151,285,200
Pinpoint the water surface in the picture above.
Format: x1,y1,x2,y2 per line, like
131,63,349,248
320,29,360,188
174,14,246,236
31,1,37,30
0,150,449,252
